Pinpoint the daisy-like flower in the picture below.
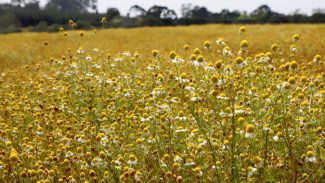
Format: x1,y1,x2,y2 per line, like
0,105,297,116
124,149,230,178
193,167,203,177
122,51,131,57
171,56,185,64
216,37,226,46
77,47,84,54
223,46,232,56
273,132,283,141
305,151,316,163
245,124,255,138
184,158,195,166
239,26,246,34
141,113,151,122
247,166,257,176
235,56,244,68
313,54,321,63
204,40,212,49
290,44,297,53
175,111,187,121
192,55,206,66
253,156,263,168
174,155,183,162
85,56,92,62
127,154,138,165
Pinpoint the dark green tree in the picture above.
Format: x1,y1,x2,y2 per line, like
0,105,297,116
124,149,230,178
45,0,97,13
106,8,120,20
128,5,146,17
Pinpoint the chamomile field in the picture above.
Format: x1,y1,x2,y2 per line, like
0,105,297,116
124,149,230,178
0,24,324,182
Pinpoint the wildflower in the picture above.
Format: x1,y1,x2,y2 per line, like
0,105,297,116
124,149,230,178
122,51,131,57
305,151,316,163
174,155,182,162
292,33,300,42
211,75,218,83
223,46,232,56
48,169,55,177
28,169,36,177
77,47,84,54
176,176,183,183
193,167,203,177
288,77,296,85
99,151,106,159
271,44,279,52
162,154,170,162
190,54,197,61
204,41,212,49
85,56,92,62
128,155,138,165
216,37,226,46
290,44,297,53
183,44,189,51
152,50,159,58
290,61,298,70
313,54,321,62
89,169,96,176
204,63,215,71
263,124,271,131
215,60,222,69
245,124,255,138
235,56,244,68
9,151,20,162
194,48,201,54
253,156,263,168
101,17,107,24
176,111,187,121
273,131,283,141
184,158,195,166
193,55,205,66
171,56,185,64
247,166,257,176
238,117,245,123
240,40,248,50
309,82,316,91
239,26,246,34
169,51,177,60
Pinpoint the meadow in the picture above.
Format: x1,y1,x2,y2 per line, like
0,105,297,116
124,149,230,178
0,24,324,182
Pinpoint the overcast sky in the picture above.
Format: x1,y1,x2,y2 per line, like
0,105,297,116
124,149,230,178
1,0,324,15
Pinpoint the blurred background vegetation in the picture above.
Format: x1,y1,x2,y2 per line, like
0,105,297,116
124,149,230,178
1,0,325,33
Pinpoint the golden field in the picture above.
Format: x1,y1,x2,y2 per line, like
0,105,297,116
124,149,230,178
0,24,324,182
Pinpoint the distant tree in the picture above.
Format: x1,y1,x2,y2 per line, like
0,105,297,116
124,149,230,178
310,12,325,23
189,6,210,19
11,0,25,7
251,5,272,16
45,0,97,13
147,5,177,19
128,5,146,17
0,12,21,33
106,8,120,20
15,0,42,26
251,5,272,22
180,3,192,18
236,11,255,23
312,8,325,14
220,9,240,23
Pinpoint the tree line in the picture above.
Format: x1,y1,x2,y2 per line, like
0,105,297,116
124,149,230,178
1,0,325,33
